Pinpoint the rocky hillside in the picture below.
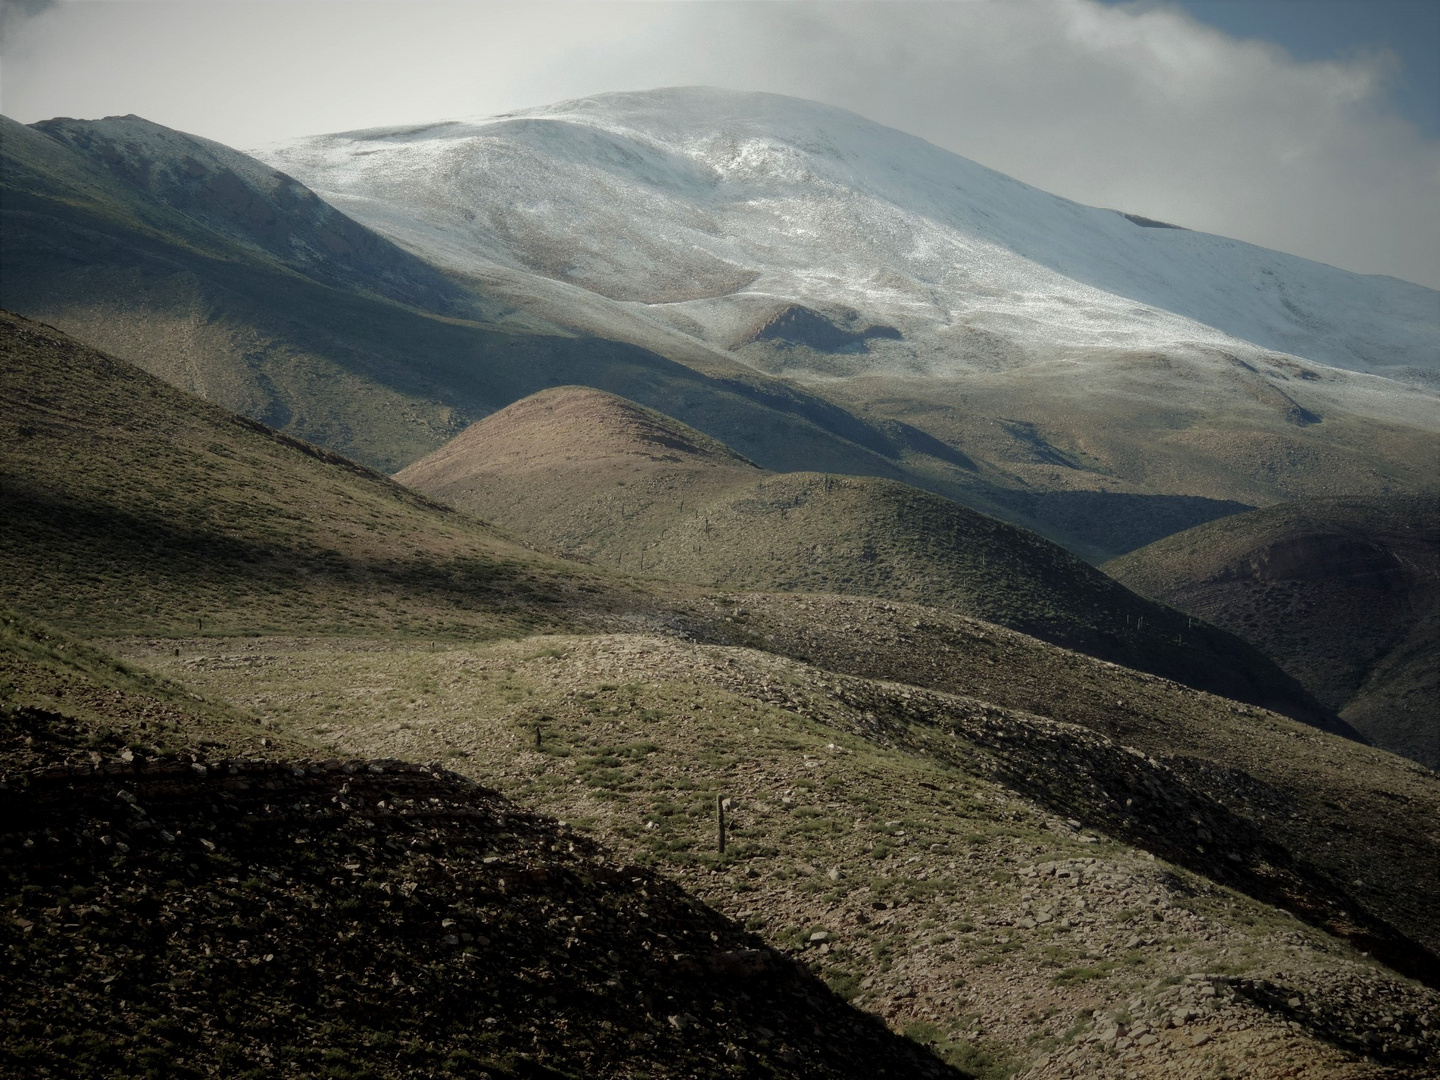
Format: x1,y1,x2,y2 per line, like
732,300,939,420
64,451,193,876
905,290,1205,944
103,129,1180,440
130,626,1440,1080
1106,497,1439,769
6,314,1440,1077
0,615,953,1079
399,386,1342,733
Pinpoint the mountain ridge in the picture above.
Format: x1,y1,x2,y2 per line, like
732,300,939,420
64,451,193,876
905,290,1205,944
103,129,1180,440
260,86,1440,382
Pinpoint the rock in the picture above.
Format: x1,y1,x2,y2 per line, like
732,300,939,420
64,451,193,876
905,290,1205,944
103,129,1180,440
1191,1032,1211,1047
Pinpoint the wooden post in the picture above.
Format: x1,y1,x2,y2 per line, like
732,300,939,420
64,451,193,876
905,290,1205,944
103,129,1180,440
717,794,726,856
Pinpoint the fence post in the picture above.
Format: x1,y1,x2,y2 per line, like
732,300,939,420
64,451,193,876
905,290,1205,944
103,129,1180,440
717,794,726,856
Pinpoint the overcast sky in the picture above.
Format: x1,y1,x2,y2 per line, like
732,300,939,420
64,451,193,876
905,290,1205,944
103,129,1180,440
3,0,1438,290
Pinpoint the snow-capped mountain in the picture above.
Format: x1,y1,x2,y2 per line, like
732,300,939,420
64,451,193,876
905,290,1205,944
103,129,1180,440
258,87,1438,384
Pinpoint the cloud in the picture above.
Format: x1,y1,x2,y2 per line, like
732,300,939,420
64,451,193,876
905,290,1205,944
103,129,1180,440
1,0,58,43
2,0,1436,288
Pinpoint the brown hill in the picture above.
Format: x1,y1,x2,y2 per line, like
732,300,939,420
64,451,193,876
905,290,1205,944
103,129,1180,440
6,317,1440,1076
0,311,656,641
1106,497,1440,769
398,386,1345,734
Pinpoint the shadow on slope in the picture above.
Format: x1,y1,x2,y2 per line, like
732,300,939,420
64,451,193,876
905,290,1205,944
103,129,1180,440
0,620,958,1079
1106,496,1440,769
668,593,1440,987
0,311,634,639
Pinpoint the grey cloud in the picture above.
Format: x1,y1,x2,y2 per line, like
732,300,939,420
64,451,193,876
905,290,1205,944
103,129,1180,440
1,0,59,54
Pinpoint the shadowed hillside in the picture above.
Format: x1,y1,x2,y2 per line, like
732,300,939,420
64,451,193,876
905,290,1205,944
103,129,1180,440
398,386,1345,733
1106,497,1440,769
0,310,640,640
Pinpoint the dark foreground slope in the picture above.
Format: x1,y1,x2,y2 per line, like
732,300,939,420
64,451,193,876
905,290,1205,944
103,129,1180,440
1106,497,1440,769
399,386,1346,734
0,618,953,1080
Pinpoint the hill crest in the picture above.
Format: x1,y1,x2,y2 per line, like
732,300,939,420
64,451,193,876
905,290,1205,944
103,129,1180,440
399,385,1346,736
397,385,759,485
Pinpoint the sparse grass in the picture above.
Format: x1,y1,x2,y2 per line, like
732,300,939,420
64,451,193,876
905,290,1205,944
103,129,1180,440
113,629,1440,1077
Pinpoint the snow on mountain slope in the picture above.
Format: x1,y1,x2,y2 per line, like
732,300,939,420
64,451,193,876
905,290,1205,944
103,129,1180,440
258,87,1438,385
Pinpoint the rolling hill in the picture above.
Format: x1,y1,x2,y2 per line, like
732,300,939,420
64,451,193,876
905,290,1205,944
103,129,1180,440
5,312,1440,1077
1106,497,1440,769
398,385,1344,731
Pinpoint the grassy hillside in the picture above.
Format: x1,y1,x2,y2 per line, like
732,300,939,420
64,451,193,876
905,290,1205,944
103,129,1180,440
128,627,1440,1078
0,310,642,640
0,617,955,1080
398,387,1344,733
772,345,1440,562
1106,497,1439,769
5,316,1440,1076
